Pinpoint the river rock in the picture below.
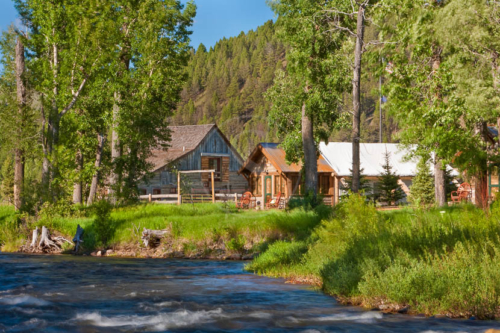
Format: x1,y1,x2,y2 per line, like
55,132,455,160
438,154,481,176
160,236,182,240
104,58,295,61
397,306,409,314
106,249,113,255
242,254,254,260
96,251,102,257
227,254,242,260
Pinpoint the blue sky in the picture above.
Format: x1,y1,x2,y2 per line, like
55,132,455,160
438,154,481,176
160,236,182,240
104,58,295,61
0,0,275,48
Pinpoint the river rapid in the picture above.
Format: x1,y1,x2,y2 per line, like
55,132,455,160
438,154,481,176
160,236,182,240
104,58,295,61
0,253,499,333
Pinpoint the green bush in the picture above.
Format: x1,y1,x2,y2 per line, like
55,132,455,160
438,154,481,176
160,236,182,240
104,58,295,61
249,193,500,318
91,200,115,246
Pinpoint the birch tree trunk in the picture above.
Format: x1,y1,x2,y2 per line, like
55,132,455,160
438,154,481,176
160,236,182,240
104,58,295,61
302,102,317,194
72,148,83,204
351,3,365,193
14,38,26,211
108,94,121,204
87,133,105,206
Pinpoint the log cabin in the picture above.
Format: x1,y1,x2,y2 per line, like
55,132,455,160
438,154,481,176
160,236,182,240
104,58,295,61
139,124,247,197
238,143,338,207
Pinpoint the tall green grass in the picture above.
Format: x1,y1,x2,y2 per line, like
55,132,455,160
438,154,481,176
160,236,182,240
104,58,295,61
0,205,22,251
1,202,324,253
247,194,500,318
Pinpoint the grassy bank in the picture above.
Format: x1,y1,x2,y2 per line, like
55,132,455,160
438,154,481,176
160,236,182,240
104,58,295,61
0,202,324,257
247,195,500,319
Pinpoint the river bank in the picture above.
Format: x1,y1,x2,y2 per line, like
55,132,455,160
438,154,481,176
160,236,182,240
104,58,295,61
247,195,500,320
2,198,500,320
0,202,323,260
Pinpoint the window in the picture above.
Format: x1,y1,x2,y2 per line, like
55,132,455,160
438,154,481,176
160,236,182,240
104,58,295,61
291,175,305,195
208,157,221,181
319,175,330,195
140,189,147,195
274,175,280,195
170,187,177,194
252,176,262,196
153,189,161,195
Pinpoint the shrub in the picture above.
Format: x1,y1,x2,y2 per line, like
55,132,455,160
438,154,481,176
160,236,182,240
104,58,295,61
91,200,115,246
225,235,246,253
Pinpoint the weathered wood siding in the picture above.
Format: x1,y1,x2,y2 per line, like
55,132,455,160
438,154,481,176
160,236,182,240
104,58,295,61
140,128,248,195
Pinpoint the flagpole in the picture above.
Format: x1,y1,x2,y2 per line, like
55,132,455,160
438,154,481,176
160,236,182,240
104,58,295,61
379,71,382,143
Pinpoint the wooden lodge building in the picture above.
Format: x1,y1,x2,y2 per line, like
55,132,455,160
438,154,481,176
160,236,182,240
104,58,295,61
139,124,247,197
238,143,339,206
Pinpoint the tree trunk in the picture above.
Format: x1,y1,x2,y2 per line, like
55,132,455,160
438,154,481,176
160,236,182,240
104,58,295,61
108,93,121,204
302,102,317,194
351,4,366,193
431,45,446,205
474,121,489,209
72,148,83,204
492,53,500,145
434,159,446,206
87,133,105,206
14,38,26,211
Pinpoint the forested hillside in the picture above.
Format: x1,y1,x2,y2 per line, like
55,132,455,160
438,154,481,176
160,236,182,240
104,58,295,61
171,21,284,156
172,20,396,157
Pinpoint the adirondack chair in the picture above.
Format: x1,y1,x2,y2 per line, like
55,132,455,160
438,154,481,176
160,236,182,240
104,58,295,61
451,182,471,203
236,192,252,209
266,192,282,209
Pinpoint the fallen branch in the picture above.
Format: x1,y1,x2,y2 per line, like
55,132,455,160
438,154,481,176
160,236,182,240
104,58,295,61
141,228,169,248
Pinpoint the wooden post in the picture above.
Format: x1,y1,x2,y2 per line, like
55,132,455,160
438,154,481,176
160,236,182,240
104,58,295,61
148,193,152,203
334,177,339,205
235,193,238,204
177,172,181,205
211,171,215,203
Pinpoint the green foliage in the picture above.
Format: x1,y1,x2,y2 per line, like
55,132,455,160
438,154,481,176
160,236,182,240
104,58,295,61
0,155,14,204
248,193,500,318
91,200,114,246
225,235,246,253
408,157,434,206
172,21,283,157
0,205,21,250
376,150,405,204
343,168,373,199
265,1,350,164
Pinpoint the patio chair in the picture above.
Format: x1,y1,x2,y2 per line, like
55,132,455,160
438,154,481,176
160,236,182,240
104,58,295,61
451,182,471,203
266,192,282,209
236,191,252,209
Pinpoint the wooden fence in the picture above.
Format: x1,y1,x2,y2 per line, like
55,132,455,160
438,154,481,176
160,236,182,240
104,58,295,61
139,193,243,204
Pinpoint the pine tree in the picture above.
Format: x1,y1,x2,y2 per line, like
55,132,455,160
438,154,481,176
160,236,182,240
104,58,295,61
408,157,434,206
376,150,405,205
344,168,372,198
0,156,14,204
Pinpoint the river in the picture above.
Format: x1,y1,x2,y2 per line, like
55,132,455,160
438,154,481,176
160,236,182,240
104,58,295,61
0,253,498,332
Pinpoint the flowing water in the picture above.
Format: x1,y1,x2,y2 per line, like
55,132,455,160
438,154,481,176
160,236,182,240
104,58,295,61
0,253,499,333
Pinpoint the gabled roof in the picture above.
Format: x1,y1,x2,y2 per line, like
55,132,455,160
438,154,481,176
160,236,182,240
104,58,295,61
319,142,420,177
148,124,241,172
239,143,334,174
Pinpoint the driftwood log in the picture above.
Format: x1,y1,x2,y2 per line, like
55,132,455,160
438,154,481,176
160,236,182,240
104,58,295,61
141,228,169,248
25,226,73,253
30,227,39,248
73,224,84,253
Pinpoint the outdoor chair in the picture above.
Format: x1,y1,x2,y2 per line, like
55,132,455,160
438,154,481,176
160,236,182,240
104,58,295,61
451,182,471,203
266,192,282,209
236,191,252,209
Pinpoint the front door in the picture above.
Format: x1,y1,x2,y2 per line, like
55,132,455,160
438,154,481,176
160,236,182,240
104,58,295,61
264,176,272,203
